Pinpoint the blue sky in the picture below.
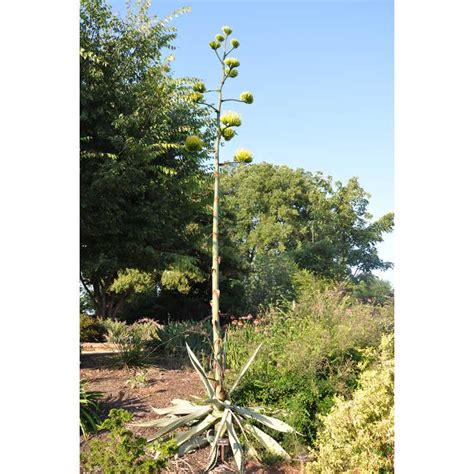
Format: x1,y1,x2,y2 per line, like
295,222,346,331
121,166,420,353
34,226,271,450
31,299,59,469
111,0,394,282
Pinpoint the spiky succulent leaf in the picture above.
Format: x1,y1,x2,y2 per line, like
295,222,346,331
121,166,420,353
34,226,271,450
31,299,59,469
176,413,219,447
147,406,212,442
134,416,178,428
244,423,291,461
226,417,244,473
185,343,215,398
178,435,209,456
233,406,294,433
229,343,262,396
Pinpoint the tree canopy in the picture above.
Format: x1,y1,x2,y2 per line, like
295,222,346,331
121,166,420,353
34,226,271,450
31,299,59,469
80,0,213,317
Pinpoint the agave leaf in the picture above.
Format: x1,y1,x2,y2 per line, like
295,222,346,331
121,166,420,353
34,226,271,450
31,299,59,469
147,405,212,442
151,401,203,416
175,413,219,447
244,423,290,461
133,416,177,428
178,435,209,456
226,417,244,474
206,408,230,471
234,405,294,433
186,343,215,398
229,343,262,396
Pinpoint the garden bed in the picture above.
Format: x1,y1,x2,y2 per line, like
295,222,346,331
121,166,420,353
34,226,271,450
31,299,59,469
80,353,301,473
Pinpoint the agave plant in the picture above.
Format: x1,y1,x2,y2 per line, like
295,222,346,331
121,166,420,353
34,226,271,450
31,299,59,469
137,25,296,471
134,343,294,472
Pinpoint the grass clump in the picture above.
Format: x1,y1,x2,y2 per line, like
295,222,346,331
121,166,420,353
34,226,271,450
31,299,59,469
104,319,160,367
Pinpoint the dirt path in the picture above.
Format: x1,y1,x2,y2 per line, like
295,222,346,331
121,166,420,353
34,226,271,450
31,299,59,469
80,352,301,473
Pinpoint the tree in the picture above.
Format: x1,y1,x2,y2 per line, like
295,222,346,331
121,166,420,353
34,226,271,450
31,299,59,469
80,0,213,318
220,163,393,283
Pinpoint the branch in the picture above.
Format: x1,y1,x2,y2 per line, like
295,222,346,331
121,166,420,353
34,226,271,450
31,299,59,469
201,102,219,113
80,274,98,306
213,48,224,66
221,99,246,104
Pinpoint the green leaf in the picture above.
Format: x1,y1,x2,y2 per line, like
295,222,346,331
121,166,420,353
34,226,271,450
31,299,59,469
226,417,244,474
233,406,294,433
186,343,215,398
178,436,209,456
229,343,262,395
206,408,230,471
147,406,212,442
244,423,290,461
175,413,219,447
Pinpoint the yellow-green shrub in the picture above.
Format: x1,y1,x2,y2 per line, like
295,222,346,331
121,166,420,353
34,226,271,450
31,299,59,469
306,334,394,474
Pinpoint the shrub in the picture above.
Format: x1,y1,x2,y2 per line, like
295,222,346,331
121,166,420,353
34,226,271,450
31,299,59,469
155,319,212,361
226,289,393,449
80,314,107,342
306,334,394,473
81,408,176,472
80,380,103,436
104,319,160,367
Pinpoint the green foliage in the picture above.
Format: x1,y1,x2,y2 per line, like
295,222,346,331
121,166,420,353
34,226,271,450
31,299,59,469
220,163,393,287
306,334,394,473
104,319,160,367
80,314,107,342
126,369,149,389
109,269,155,295
155,319,212,360
81,408,176,473
243,254,298,312
226,290,393,447
80,380,103,436
80,0,213,318
351,276,394,306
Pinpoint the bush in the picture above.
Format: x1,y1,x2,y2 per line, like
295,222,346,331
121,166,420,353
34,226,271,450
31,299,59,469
226,289,393,450
80,380,103,436
104,319,160,367
306,334,394,473
155,319,212,361
80,314,107,342
81,408,176,473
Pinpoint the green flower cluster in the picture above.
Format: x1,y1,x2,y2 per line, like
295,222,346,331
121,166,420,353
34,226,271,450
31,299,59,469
240,91,254,104
234,148,253,164
220,111,242,127
185,135,203,152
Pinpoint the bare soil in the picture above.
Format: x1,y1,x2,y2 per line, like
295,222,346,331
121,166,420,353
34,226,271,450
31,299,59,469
80,347,302,473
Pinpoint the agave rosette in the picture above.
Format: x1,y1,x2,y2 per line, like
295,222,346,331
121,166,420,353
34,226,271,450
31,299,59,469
133,343,294,472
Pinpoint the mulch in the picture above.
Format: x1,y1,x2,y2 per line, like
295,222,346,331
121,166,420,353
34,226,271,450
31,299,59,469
80,347,302,473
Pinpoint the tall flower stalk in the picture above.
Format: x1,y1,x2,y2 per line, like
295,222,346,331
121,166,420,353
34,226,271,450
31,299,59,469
139,26,294,473
195,26,254,400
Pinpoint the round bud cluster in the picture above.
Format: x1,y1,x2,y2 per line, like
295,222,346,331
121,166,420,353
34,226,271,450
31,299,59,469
221,127,236,141
240,91,254,104
193,82,206,93
224,57,240,68
220,111,242,127
234,148,253,164
230,38,240,49
190,92,203,103
209,41,221,50
222,25,232,36
226,68,238,78
215,34,225,42
185,135,203,152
